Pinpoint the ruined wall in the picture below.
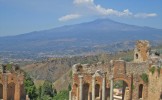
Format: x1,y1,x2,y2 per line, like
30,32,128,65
134,40,150,62
70,40,162,100
147,67,162,100
0,65,26,100
71,63,110,100
126,62,149,75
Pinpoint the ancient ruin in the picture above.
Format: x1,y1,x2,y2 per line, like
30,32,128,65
0,64,26,100
69,40,162,100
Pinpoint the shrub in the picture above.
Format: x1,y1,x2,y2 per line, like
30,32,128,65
121,56,133,62
131,84,135,90
157,67,161,75
141,73,148,83
53,90,69,100
149,66,156,75
6,64,12,71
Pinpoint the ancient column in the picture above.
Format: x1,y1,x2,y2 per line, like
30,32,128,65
124,87,129,100
92,75,95,100
109,75,114,100
69,91,72,100
3,75,7,100
102,75,106,100
79,75,83,100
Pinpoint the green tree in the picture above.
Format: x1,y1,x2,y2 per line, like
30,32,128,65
42,80,55,97
53,90,69,100
24,74,37,99
37,86,42,99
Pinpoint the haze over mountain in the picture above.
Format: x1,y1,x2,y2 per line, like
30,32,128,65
0,18,162,58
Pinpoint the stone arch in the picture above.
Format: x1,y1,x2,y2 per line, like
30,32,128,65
7,82,15,100
114,78,130,87
113,78,131,100
138,84,143,99
0,83,3,99
95,84,100,98
83,83,89,100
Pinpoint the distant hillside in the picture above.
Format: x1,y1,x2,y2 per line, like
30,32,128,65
0,18,162,59
23,51,134,91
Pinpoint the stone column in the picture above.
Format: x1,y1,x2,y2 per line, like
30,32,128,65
102,75,106,100
3,75,7,100
92,75,95,100
79,75,83,100
109,75,114,100
124,87,129,100
69,91,72,100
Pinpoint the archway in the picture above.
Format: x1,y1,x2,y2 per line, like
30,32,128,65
20,84,26,99
7,82,15,100
0,83,3,99
138,84,143,99
83,83,89,100
113,80,129,100
160,93,162,100
95,84,100,98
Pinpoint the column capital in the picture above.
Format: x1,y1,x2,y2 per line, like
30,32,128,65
92,75,95,79
78,75,83,79
109,75,114,80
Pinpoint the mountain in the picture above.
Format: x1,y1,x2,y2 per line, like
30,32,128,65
0,18,162,58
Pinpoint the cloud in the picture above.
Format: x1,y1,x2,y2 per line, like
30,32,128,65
73,0,157,18
134,13,157,18
58,14,81,22
59,0,157,22
73,0,93,4
94,5,133,17
74,0,133,17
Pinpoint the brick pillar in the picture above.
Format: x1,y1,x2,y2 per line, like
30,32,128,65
3,75,7,100
79,75,83,100
102,76,106,100
15,81,20,100
92,75,95,100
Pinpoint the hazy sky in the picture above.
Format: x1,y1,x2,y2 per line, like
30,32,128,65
0,0,162,36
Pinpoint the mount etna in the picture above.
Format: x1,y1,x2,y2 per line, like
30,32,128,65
0,18,162,58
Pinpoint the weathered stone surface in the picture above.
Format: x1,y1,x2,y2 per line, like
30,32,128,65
70,40,162,100
0,64,26,100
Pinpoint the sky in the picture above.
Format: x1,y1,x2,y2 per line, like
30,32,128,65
0,0,162,37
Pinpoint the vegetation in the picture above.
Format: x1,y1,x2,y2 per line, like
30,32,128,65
114,80,123,88
131,84,135,90
6,63,12,71
53,90,69,100
149,66,156,75
121,55,133,62
69,70,72,79
157,67,161,75
141,73,149,83
24,74,37,99
24,74,69,100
